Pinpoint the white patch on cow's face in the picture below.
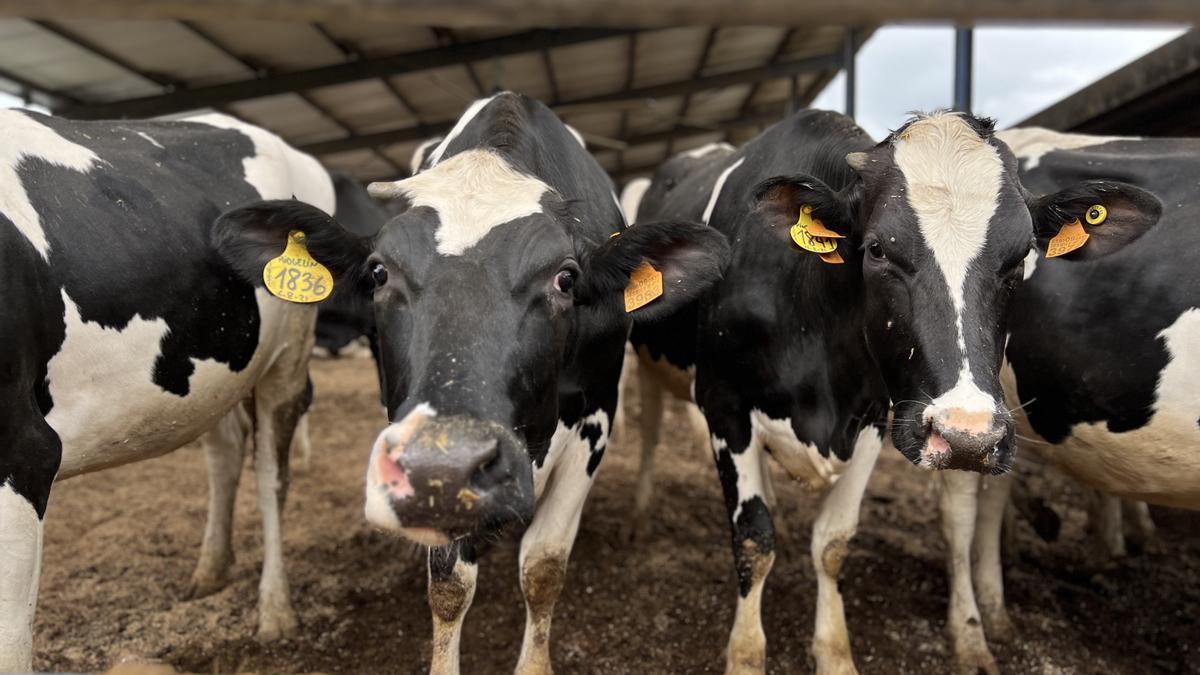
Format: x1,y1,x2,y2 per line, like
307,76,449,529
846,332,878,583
188,113,336,213
410,136,443,175
364,402,437,531
0,111,101,260
702,157,745,225
681,141,735,159
620,177,651,224
390,149,551,256
895,112,1003,415
995,127,1127,170
1008,309,1200,507
564,124,586,148
426,93,503,167
1021,248,1039,281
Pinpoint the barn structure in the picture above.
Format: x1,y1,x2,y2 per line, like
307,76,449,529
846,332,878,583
0,1,1193,186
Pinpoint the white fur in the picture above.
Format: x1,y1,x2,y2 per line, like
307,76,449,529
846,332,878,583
702,157,744,225
564,124,586,149
681,142,735,159
135,131,164,149
410,137,443,176
896,113,1003,417
619,177,651,224
749,409,844,491
0,110,101,260
996,127,1127,170
1007,309,1200,507
426,94,502,168
364,402,437,532
428,552,477,675
0,483,41,672
1021,247,1039,281
387,149,551,256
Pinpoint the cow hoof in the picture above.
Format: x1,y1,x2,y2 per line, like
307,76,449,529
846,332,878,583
953,647,999,675
184,572,229,599
619,515,649,543
811,641,857,675
981,607,1016,644
257,603,300,641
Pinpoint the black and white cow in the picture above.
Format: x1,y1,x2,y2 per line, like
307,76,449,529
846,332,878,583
938,126,1198,670
626,109,1159,674
213,92,729,673
0,111,333,670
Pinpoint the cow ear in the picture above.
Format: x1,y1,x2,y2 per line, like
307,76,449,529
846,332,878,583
578,220,730,323
213,200,373,298
751,174,857,252
1028,180,1162,260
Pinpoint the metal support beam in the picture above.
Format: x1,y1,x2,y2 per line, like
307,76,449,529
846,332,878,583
842,27,857,119
60,28,628,119
300,54,838,155
3,1,1195,25
954,26,973,113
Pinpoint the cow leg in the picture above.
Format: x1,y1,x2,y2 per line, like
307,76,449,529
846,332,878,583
626,362,663,542
810,427,881,675
1123,500,1155,553
1086,490,1127,562
711,427,774,675
428,543,478,675
187,405,250,598
972,474,1014,643
0,396,61,671
515,438,596,675
251,363,308,641
937,471,998,675
290,377,315,474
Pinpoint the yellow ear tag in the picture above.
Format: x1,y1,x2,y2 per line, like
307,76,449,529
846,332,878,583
624,261,663,312
1045,219,1090,258
790,205,844,264
262,230,334,303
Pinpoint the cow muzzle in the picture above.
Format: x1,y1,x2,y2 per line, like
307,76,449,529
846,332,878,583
918,404,1012,473
364,408,534,544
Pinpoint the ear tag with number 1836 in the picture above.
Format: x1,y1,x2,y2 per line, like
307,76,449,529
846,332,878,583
263,230,334,303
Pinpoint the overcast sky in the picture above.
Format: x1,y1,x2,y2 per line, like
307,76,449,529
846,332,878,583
1,24,1187,140
811,24,1186,139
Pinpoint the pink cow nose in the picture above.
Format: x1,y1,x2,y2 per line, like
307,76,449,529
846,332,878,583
922,406,1008,472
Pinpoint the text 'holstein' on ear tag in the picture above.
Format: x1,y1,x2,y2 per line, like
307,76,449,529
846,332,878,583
624,261,663,313
263,230,334,303
790,205,843,264
1045,219,1090,258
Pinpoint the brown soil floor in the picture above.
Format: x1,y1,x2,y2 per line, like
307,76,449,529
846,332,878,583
35,356,1200,674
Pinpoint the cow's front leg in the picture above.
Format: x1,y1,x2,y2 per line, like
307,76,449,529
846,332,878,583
515,424,599,675
710,425,774,675
429,542,478,675
973,474,1014,643
937,471,998,675
0,401,61,671
810,427,881,675
252,375,307,641
188,405,249,598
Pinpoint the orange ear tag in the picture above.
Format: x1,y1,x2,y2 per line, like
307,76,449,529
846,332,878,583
1045,219,1090,258
790,205,844,264
624,261,664,312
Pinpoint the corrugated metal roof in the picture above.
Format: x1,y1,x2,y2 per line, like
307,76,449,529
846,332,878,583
0,19,867,183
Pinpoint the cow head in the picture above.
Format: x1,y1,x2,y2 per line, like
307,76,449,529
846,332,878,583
216,127,727,545
751,111,1160,474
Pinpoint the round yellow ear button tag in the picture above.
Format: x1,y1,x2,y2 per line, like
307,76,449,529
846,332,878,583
262,230,334,303
1085,204,1107,225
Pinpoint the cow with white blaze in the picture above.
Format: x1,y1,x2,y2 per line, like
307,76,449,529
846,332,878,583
941,127,1200,668
213,92,729,673
628,109,1158,674
0,111,333,670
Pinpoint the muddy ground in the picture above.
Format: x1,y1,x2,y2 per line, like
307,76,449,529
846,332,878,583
35,356,1200,673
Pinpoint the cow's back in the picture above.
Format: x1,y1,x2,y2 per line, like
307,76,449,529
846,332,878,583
0,110,333,477
1001,131,1200,506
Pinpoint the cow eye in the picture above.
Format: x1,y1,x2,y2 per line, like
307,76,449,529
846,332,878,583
867,241,885,260
554,269,576,294
371,263,388,288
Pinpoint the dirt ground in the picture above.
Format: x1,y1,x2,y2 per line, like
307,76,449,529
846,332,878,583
34,356,1200,674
